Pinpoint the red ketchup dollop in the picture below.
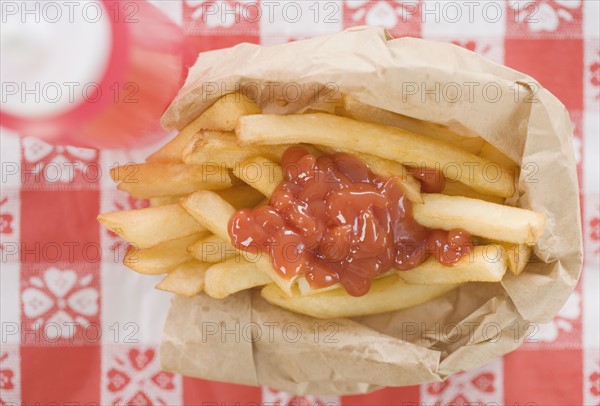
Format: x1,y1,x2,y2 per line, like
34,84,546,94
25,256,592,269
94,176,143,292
228,147,472,297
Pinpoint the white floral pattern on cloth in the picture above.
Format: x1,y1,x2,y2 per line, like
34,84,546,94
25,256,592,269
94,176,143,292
262,388,339,406
0,347,20,406
21,267,99,342
21,136,98,187
344,0,421,36
509,0,582,34
102,346,180,406
421,359,503,405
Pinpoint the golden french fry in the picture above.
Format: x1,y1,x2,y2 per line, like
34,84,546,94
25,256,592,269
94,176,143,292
442,180,505,204
147,92,260,163
233,156,283,197
149,195,183,207
188,234,236,263
413,194,545,244
204,258,271,299
97,204,205,249
397,245,507,284
111,163,232,198
180,191,236,241
237,113,514,197
261,275,459,319
336,95,485,154
216,185,266,209
124,234,201,275
182,131,291,168
505,243,532,275
296,270,395,296
479,142,518,173
180,190,295,295
155,260,209,296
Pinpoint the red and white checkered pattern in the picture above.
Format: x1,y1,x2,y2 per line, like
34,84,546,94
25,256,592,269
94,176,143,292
1,1,598,404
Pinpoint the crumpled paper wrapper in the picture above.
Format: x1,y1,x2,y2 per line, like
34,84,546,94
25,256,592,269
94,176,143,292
159,27,582,395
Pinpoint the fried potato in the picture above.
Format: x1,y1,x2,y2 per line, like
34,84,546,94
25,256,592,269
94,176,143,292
156,260,209,296
442,180,504,204
233,156,283,197
479,142,518,173
296,270,396,296
397,245,507,284
111,163,232,198
182,131,291,168
97,204,205,248
124,234,201,274
505,243,532,275
216,184,267,209
237,113,514,197
149,195,183,207
217,185,265,209
412,194,545,244
261,275,459,319
204,258,271,299
180,190,295,295
336,95,485,154
147,92,260,163
188,234,236,263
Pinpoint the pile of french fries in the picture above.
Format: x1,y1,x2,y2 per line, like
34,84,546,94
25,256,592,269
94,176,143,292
98,92,545,319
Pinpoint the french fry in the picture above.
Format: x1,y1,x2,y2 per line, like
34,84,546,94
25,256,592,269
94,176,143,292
204,258,271,299
237,113,515,197
182,131,291,168
180,191,295,295
397,245,507,284
180,191,237,241
149,195,183,207
479,142,518,172
442,180,504,204
147,92,260,163
111,163,232,198
188,234,236,263
233,156,283,197
261,275,459,319
412,194,545,244
296,270,395,296
156,260,209,296
336,95,485,154
216,185,266,209
505,243,532,275
124,234,201,275
97,204,206,249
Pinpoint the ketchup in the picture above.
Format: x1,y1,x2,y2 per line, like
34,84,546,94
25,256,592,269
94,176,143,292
228,147,472,296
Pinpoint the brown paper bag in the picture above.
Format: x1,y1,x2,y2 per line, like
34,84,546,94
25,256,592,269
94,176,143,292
159,26,582,395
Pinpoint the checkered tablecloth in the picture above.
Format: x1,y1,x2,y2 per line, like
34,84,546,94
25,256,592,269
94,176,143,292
1,1,599,405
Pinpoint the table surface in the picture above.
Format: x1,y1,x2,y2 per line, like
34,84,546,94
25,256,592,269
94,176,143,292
1,1,598,405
